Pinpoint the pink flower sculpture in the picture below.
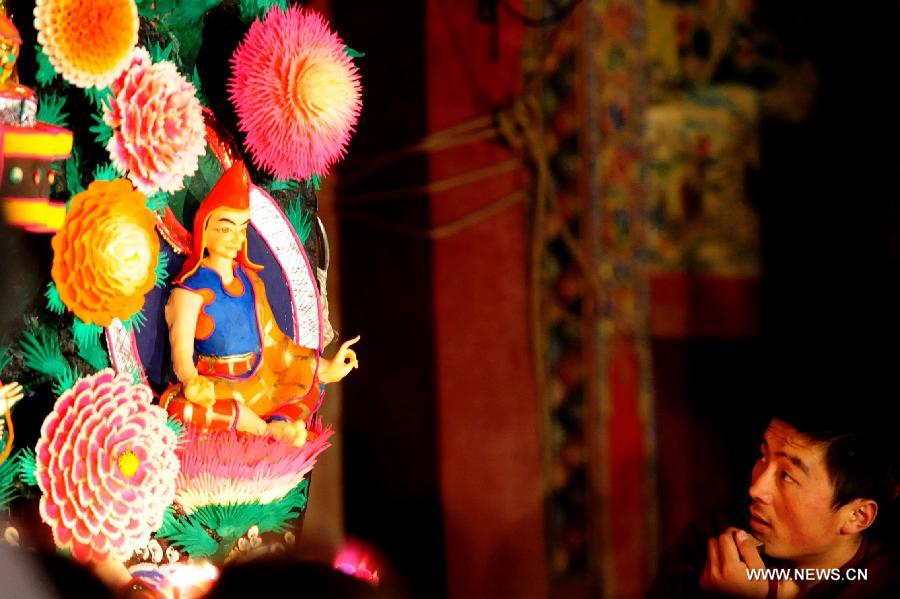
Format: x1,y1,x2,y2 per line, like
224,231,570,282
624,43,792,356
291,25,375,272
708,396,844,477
104,48,206,194
229,7,362,181
36,369,179,563
176,420,333,512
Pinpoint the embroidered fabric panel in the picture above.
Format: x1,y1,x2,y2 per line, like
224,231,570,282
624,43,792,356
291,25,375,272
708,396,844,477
249,185,321,351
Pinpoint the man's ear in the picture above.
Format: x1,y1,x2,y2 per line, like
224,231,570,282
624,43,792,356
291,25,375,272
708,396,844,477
841,499,878,535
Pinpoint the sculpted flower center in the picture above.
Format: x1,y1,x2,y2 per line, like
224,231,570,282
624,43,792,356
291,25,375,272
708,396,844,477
294,58,352,120
102,223,153,293
117,449,140,478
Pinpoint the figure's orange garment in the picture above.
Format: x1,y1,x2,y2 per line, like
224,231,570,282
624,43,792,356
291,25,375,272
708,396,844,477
161,270,319,431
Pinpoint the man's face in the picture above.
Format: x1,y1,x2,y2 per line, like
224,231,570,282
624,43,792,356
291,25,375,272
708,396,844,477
748,419,853,562
205,208,250,260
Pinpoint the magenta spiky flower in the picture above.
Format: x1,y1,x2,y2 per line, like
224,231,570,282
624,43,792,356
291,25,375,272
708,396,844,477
104,48,206,194
229,7,362,181
35,369,179,563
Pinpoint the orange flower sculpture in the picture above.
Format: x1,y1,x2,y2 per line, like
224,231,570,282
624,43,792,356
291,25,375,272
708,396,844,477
34,0,139,88
51,179,158,326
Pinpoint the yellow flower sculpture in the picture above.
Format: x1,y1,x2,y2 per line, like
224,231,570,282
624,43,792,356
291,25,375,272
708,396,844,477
51,179,158,326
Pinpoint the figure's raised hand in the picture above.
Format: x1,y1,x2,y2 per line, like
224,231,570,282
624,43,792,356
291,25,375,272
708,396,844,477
0,382,24,408
183,374,215,408
319,335,360,383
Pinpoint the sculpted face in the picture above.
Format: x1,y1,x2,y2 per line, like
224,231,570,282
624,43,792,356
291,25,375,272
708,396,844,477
204,208,251,261
748,419,856,563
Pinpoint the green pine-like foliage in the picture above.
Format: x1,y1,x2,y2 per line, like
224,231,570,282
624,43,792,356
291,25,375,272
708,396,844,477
155,479,309,557
36,92,69,128
19,329,70,383
16,448,38,488
0,456,18,511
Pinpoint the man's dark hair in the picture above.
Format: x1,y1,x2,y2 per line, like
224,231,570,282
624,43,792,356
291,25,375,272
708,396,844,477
760,351,900,540
772,401,898,516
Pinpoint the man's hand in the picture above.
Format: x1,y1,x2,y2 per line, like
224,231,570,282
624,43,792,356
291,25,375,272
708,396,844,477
700,528,768,598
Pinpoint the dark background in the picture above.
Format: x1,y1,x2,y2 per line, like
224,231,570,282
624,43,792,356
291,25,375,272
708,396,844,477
654,0,900,551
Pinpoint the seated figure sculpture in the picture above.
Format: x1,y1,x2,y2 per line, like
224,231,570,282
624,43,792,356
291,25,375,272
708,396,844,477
0,11,37,127
160,162,358,444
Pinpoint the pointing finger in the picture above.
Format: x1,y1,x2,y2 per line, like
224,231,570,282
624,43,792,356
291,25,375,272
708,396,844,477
341,335,361,349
